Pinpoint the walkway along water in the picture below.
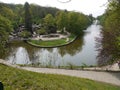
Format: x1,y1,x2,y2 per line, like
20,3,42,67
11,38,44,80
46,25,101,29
0,59,120,86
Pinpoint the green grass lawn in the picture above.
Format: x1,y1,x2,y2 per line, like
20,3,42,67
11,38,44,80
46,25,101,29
0,64,120,90
28,34,76,47
30,38,66,46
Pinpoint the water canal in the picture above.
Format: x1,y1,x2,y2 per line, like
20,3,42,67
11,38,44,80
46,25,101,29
5,21,102,67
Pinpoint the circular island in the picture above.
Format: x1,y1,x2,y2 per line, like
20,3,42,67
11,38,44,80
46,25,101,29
27,34,77,48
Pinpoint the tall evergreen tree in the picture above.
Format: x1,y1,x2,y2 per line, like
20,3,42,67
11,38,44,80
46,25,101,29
24,2,32,34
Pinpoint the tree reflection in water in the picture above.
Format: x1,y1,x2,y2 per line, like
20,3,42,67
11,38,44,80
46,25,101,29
58,35,84,57
5,35,84,66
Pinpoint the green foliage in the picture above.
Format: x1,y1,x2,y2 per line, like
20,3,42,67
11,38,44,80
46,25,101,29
88,14,94,24
0,15,12,57
30,4,59,24
0,64,120,90
0,3,15,21
43,14,55,27
24,2,32,34
56,11,91,35
117,37,120,46
43,14,56,33
97,14,107,26
66,12,90,35
0,15,13,33
56,11,68,30
19,31,31,38
97,0,120,65
0,2,91,36
36,28,46,35
0,3,21,29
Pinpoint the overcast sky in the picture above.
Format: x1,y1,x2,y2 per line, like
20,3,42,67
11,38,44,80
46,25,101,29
0,0,108,17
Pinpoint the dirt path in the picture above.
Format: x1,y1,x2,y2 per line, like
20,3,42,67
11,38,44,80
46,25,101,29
0,59,120,86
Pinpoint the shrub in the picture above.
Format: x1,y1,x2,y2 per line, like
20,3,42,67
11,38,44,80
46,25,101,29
36,28,46,35
19,30,31,38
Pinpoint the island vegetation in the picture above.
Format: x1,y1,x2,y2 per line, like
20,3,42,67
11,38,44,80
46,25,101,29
27,34,76,47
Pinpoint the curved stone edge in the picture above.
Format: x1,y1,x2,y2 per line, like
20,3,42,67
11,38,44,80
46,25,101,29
25,36,78,48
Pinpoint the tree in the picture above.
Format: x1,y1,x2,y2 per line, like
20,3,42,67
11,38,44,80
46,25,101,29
88,14,94,24
24,2,32,34
43,14,56,33
36,28,46,35
0,15,12,56
97,0,120,65
19,31,31,38
56,11,91,35
66,12,90,35
56,11,68,32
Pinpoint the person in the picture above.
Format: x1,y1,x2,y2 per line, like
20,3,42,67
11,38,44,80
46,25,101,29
0,82,3,90
118,61,120,69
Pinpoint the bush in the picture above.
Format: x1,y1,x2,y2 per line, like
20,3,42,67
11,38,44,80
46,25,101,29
19,31,31,38
36,28,46,35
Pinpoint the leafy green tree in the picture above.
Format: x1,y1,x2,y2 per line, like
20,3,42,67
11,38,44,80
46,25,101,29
0,3,15,21
36,28,46,35
43,14,55,33
56,11,91,35
56,11,68,31
66,12,90,35
88,14,94,24
97,0,120,65
0,15,12,56
24,2,32,34
19,31,31,38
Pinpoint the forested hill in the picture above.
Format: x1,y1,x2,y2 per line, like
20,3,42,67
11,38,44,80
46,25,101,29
0,2,92,58
0,2,60,57
0,2,60,28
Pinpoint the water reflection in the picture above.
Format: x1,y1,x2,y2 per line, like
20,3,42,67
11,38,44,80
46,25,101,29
58,35,84,57
5,23,101,67
8,47,31,64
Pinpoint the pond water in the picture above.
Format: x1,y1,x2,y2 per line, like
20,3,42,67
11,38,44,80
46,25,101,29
5,21,102,67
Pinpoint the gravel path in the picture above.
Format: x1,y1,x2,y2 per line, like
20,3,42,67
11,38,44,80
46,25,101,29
0,59,120,86
22,67,120,86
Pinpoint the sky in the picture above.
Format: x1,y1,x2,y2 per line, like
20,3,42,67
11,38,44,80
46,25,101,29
0,0,108,17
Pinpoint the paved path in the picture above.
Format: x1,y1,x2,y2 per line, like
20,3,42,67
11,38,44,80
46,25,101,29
31,34,68,41
22,67,120,86
0,59,120,86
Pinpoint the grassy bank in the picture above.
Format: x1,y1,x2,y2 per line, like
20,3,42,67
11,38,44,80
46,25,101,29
27,34,76,47
18,63,96,70
0,64,120,90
